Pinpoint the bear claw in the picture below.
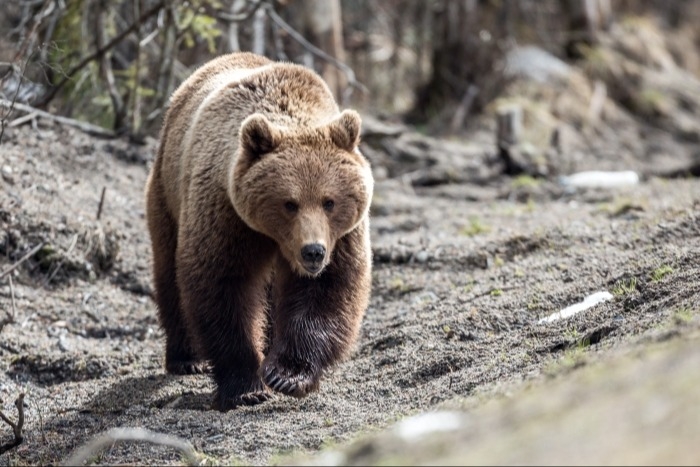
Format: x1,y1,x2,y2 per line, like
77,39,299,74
261,361,319,398
166,360,210,375
213,390,273,411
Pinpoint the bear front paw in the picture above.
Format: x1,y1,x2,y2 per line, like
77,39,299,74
213,389,273,411
166,359,210,375
261,360,321,398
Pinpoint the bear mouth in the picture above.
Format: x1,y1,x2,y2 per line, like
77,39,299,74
302,263,324,275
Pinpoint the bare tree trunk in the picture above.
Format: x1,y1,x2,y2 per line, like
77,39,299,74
564,0,613,58
298,0,347,101
252,6,266,56
130,0,143,137
154,4,176,115
95,0,126,131
227,0,247,52
408,0,500,127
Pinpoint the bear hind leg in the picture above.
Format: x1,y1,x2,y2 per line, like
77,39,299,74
146,178,207,375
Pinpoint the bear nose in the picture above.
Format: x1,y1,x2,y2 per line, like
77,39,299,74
301,243,326,263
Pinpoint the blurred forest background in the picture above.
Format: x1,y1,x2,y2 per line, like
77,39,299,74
1,0,700,140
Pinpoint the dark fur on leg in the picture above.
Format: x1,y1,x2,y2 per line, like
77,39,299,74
262,227,370,397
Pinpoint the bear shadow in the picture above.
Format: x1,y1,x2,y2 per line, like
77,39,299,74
27,372,214,463
82,373,214,413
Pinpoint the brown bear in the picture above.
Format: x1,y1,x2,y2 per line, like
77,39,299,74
145,52,373,411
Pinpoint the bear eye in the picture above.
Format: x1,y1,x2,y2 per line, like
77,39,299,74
284,201,299,213
323,199,335,212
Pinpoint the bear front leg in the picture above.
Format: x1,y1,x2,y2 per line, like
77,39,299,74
177,219,276,411
146,174,205,375
262,226,371,398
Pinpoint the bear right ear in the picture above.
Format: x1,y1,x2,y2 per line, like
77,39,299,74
239,114,281,159
328,109,361,152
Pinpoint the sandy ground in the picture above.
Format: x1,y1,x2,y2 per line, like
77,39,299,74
0,113,698,465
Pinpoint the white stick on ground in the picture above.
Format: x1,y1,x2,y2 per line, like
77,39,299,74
62,427,201,466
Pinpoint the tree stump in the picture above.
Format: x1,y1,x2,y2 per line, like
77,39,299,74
496,105,522,175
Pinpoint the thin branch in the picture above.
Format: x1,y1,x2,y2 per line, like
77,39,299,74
262,3,368,104
36,0,165,107
8,111,39,127
0,241,46,280
39,0,62,66
0,52,34,145
215,0,264,23
62,427,201,466
0,99,116,137
30,397,46,444
9,275,17,320
45,233,79,286
96,186,107,221
13,0,54,63
0,393,25,455
449,84,479,133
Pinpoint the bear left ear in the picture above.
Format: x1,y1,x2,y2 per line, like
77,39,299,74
328,110,361,151
239,114,281,159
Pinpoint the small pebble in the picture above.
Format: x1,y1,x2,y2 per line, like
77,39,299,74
2,165,15,184
58,335,71,352
414,250,429,263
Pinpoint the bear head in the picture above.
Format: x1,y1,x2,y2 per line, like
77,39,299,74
230,110,373,277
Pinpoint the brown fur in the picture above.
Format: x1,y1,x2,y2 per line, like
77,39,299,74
145,52,373,411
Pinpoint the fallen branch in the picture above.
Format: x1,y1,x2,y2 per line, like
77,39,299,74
0,241,46,280
0,393,25,455
62,427,201,466
0,99,115,137
8,111,38,128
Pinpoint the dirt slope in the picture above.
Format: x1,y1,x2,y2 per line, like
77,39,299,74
1,110,699,465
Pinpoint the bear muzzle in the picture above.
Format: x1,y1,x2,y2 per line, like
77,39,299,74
300,243,326,274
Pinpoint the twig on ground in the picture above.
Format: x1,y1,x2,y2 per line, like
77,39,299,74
0,241,46,280
0,393,26,455
449,84,479,133
28,397,46,444
463,286,517,304
8,111,38,128
0,99,115,137
9,274,17,320
45,233,79,286
96,186,107,221
62,427,201,466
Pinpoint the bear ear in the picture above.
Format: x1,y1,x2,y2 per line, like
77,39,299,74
239,114,281,159
328,110,361,152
